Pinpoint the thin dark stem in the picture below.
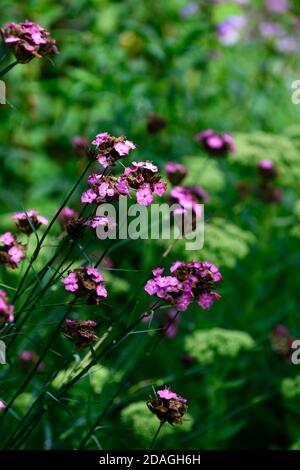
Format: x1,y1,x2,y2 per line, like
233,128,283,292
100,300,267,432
0,300,75,425
149,422,164,450
0,60,18,77
13,160,93,302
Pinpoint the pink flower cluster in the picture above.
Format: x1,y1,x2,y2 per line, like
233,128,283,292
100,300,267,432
195,129,236,157
1,21,58,63
63,319,98,349
0,232,24,268
81,174,130,204
12,210,48,235
62,266,107,304
57,207,78,231
0,289,14,324
124,161,167,206
91,132,136,168
144,261,222,311
164,162,188,186
82,161,166,207
170,185,209,219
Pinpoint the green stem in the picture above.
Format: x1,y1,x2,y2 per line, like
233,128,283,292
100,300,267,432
149,422,164,450
0,60,18,77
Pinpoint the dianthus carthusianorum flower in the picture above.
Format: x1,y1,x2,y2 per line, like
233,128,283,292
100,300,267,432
1,21,58,63
170,185,208,220
82,161,166,207
12,210,48,235
90,132,136,168
57,207,78,231
144,261,222,311
62,266,107,304
81,174,130,205
0,289,14,325
165,162,188,186
0,232,24,268
147,387,188,425
195,129,236,157
63,319,98,349
258,159,277,179
124,161,167,206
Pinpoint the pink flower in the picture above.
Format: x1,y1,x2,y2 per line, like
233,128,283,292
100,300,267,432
145,261,222,311
57,207,78,230
81,189,97,204
86,266,105,282
0,232,24,268
136,184,154,206
144,279,158,295
195,129,236,156
63,320,98,349
0,289,14,324
0,400,6,410
62,267,108,304
0,232,15,246
115,177,130,195
157,387,187,403
124,161,166,206
62,272,79,292
12,209,48,235
92,132,109,146
1,21,58,63
197,292,221,309
153,182,167,196
114,140,136,156
165,162,188,185
152,267,164,277
8,246,24,264
90,132,137,167
96,285,108,297
82,175,130,205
